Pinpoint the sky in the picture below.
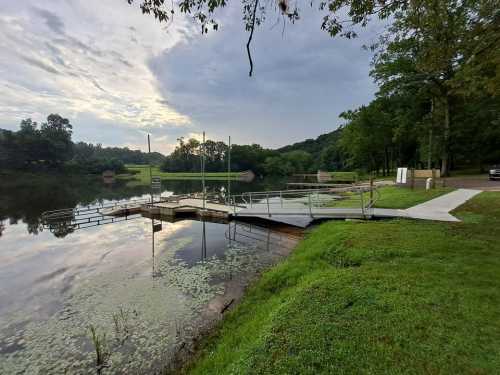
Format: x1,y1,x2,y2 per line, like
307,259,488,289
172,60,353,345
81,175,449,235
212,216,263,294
0,0,380,154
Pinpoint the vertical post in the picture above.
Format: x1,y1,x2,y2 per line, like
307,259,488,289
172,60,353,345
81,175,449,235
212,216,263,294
369,176,374,206
227,136,231,204
428,98,433,170
360,188,365,218
249,192,253,208
308,192,313,218
431,168,436,189
410,168,415,190
148,134,153,204
280,191,283,208
202,131,206,209
266,194,270,217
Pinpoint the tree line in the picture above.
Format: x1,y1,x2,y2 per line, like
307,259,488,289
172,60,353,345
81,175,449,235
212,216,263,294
0,114,165,174
336,0,499,176
160,132,349,176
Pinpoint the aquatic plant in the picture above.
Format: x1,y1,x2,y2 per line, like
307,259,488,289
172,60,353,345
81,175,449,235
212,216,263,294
89,324,110,374
112,306,130,345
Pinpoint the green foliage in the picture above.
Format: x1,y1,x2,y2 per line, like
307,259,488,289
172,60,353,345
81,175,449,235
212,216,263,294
263,150,314,176
187,192,500,374
278,128,345,171
0,116,162,174
161,137,278,175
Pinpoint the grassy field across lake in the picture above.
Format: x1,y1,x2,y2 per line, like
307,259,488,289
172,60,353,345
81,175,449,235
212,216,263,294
185,192,500,374
117,165,244,185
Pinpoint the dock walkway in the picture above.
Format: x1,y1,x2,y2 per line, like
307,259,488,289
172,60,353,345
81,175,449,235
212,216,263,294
144,188,481,228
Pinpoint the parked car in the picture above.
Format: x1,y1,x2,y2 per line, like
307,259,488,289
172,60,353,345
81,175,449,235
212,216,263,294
489,165,500,180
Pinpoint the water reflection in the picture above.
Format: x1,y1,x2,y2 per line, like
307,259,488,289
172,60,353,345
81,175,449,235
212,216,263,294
0,175,296,373
0,174,285,238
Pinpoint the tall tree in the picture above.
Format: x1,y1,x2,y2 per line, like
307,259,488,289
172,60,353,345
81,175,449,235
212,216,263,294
371,0,499,175
39,114,73,166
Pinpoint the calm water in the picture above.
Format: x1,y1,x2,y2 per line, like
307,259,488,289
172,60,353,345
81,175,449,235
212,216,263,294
0,175,299,374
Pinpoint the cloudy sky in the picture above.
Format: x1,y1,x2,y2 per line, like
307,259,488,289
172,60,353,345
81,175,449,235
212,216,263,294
0,0,380,154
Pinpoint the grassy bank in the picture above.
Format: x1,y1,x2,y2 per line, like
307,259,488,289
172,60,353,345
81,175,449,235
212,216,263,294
328,185,453,209
117,165,244,185
186,192,500,374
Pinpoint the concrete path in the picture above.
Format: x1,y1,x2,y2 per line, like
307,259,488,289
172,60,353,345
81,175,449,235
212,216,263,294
405,188,482,222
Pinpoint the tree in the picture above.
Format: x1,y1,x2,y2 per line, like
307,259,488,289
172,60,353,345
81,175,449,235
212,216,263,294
371,0,499,175
39,114,73,166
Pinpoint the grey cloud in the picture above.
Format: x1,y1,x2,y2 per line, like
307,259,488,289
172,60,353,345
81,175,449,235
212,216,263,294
149,4,378,147
20,55,60,75
32,7,65,34
110,51,133,68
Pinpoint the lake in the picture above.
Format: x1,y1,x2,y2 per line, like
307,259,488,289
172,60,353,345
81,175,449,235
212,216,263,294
0,174,301,374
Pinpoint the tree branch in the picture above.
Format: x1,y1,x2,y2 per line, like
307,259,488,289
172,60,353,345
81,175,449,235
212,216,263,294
246,0,259,77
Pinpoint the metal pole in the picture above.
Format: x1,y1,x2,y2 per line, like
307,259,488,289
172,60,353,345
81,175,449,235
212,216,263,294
266,194,270,217
202,131,206,209
249,192,253,208
227,135,231,204
148,134,153,204
308,192,313,218
360,188,365,218
280,191,283,208
369,176,374,206
428,98,433,170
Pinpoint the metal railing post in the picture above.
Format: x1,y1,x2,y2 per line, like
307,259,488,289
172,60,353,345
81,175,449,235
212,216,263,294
360,188,365,218
308,192,313,218
249,192,253,208
266,194,271,217
280,191,283,208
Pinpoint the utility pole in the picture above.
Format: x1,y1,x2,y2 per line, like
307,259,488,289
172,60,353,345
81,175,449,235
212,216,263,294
428,98,434,170
148,134,153,204
227,135,231,203
202,131,206,209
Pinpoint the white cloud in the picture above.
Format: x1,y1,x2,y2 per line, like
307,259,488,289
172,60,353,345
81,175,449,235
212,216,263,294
0,0,193,134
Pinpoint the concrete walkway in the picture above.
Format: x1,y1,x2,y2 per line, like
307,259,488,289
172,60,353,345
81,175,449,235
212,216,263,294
405,188,482,222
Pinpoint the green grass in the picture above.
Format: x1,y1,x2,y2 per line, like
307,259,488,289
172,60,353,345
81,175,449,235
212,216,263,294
327,186,453,209
117,165,244,184
185,192,500,374
329,171,358,182
373,186,453,208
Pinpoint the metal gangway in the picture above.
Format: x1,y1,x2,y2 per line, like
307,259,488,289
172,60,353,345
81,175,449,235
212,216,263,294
226,186,380,219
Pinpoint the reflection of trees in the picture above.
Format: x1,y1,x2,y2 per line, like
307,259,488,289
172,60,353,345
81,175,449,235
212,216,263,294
1,173,288,238
0,174,151,237
50,220,76,238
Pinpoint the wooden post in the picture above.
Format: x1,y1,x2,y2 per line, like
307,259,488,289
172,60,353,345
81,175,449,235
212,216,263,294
410,168,415,190
431,169,436,189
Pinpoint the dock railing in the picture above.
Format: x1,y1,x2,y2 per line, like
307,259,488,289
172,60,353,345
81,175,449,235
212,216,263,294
228,186,379,218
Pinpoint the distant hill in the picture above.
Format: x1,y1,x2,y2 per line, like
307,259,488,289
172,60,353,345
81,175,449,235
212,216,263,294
276,128,344,171
277,128,342,159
